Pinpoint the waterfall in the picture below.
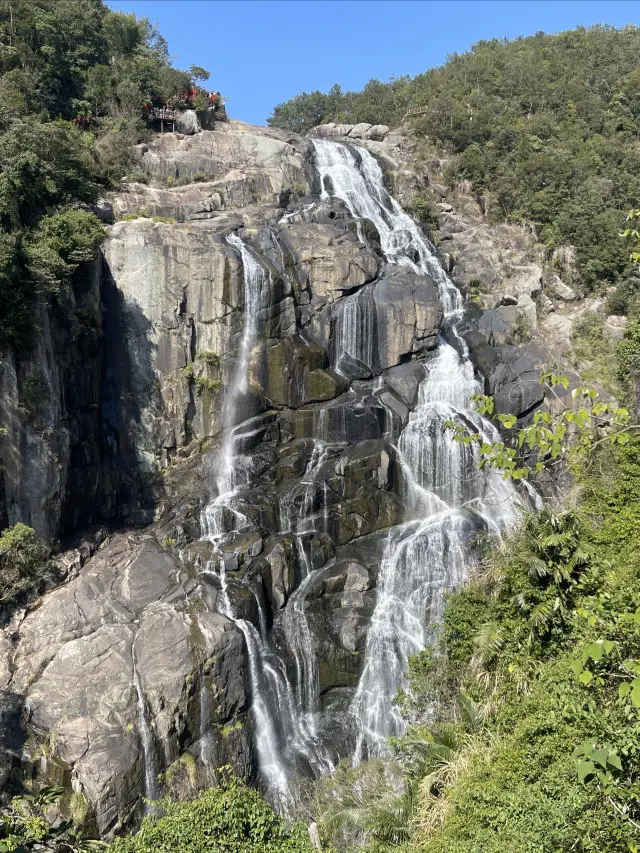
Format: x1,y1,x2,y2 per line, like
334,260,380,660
199,233,297,807
312,138,461,316
279,443,336,766
195,140,535,805
311,137,531,760
202,233,264,544
199,665,214,782
132,647,157,807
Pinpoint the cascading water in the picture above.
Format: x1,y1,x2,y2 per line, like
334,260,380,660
311,137,532,760
196,139,536,808
278,443,336,767
202,233,264,544
132,647,157,807
312,138,461,316
199,234,297,808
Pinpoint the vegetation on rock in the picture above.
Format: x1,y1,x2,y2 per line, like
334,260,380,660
0,522,49,616
269,25,640,305
109,775,314,853
0,785,104,852
0,0,207,349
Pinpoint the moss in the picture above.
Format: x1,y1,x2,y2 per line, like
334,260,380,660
19,373,48,413
69,792,92,828
119,210,147,222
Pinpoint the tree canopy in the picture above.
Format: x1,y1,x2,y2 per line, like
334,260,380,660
268,25,640,307
0,0,207,349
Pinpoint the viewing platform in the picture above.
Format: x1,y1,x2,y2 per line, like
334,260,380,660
148,107,177,132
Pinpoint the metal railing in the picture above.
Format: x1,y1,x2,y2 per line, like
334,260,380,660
404,107,430,118
150,107,177,121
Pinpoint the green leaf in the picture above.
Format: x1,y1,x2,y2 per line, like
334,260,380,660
589,641,604,662
619,682,631,699
577,759,595,783
570,660,584,676
591,747,609,769
578,670,593,685
607,752,622,771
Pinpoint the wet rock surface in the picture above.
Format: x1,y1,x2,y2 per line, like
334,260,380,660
0,119,555,827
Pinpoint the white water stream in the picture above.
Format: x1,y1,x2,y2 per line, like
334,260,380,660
132,647,157,807
196,139,534,806
311,138,530,759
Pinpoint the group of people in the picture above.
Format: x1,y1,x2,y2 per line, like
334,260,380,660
178,87,222,109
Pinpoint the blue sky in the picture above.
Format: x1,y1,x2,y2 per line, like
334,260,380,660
107,1,640,126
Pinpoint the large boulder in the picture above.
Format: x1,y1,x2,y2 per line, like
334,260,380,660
467,341,545,419
330,270,442,375
277,221,378,311
175,109,200,135
5,535,250,833
265,336,347,408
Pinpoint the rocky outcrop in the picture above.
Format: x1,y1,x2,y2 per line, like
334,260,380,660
310,122,391,142
1,534,250,832
0,118,565,830
136,120,312,205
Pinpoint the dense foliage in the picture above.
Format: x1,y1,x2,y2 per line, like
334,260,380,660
0,0,204,349
0,522,49,617
310,436,640,853
109,776,314,853
0,785,104,852
269,25,640,304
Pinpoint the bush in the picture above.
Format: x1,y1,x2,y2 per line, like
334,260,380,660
195,377,223,396
195,350,221,367
109,776,314,853
0,523,49,612
616,313,640,410
571,311,617,394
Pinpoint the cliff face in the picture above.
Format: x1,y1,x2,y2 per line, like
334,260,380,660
0,119,556,830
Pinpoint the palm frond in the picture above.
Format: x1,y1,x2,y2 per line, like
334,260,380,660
458,692,484,732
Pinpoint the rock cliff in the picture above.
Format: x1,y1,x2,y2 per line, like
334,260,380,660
0,119,554,830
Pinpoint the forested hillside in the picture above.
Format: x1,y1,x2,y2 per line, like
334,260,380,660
0,0,207,350
269,25,640,310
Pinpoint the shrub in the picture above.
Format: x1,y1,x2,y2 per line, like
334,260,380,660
109,775,314,853
0,523,49,612
195,350,221,367
0,785,101,852
195,377,223,396
616,313,640,410
26,208,105,292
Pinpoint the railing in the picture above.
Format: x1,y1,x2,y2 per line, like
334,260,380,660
150,107,176,121
404,107,430,118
